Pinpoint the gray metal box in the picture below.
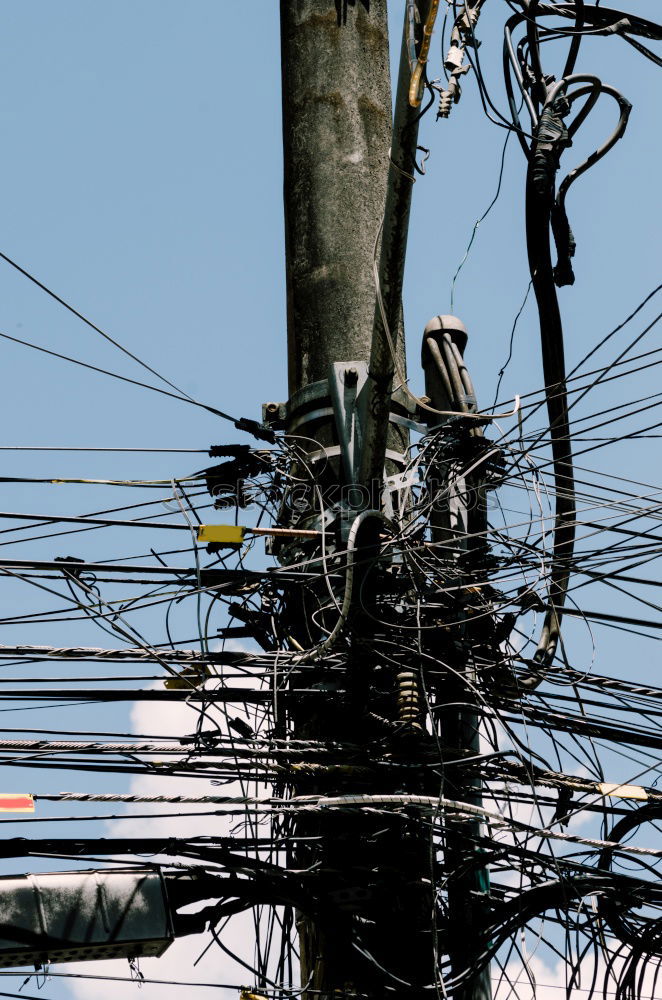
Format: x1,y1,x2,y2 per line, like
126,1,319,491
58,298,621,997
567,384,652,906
0,868,174,968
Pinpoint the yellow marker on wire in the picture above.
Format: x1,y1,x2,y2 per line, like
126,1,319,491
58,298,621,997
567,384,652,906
196,524,321,548
197,524,246,547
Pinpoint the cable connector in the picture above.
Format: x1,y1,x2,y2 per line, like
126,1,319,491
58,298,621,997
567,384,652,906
444,43,464,73
208,444,251,458
233,417,276,444
602,17,631,35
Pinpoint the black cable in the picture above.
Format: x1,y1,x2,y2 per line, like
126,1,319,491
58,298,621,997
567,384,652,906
450,127,514,311
0,446,210,452
523,110,575,668
622,32,662,67
0,328,273,440
0,327,235,416
492,280,532,406
0,248,196,401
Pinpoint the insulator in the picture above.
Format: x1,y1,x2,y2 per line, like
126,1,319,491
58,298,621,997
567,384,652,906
437,89,452,119
397,669,422,727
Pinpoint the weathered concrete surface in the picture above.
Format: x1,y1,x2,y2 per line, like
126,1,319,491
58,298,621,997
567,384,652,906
280,0,399,393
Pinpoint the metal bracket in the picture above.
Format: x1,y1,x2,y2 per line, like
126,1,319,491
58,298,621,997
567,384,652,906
328,361,369,485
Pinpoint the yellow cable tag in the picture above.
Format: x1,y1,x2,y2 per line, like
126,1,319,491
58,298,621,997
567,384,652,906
197,524,245,546
164,665,210,690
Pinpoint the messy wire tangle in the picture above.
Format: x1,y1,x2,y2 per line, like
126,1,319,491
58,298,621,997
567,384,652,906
1,379,662,997
502,0,636,674
0,2,659,999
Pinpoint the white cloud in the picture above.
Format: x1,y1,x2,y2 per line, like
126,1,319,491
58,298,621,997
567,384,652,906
44,911,254,1000
495,948,662,1000
60,657,283,1000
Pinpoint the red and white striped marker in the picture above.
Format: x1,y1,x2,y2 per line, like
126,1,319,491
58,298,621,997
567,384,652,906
0,794,34,812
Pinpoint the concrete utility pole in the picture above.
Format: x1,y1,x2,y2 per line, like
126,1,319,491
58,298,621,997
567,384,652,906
281,0,402,395
280,5,415,996
279,3,490,997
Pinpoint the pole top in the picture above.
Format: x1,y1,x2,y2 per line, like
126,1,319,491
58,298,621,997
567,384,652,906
423,314,468,355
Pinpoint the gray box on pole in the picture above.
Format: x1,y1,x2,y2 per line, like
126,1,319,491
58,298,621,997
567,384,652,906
0,869,173,968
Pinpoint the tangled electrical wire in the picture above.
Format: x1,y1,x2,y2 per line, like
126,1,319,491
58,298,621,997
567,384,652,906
2,305,662,997
0,2,659,999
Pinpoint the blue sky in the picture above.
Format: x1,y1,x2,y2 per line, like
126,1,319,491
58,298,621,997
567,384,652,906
0,2,659,997
0,1,657,467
